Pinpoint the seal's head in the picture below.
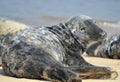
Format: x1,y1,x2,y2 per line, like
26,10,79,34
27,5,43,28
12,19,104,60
65,15,107,45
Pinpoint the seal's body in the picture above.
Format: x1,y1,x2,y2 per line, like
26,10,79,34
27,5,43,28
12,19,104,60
0,19,27,66
1,16,117,82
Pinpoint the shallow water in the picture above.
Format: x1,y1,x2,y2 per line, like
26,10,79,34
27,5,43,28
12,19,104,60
0,0,120,22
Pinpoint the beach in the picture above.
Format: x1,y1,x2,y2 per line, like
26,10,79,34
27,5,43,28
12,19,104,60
0,18,120,82
0,15,120,82
0,0,120,82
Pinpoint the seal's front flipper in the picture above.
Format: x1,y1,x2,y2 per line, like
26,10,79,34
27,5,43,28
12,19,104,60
41,66,81,82
69,65,118,79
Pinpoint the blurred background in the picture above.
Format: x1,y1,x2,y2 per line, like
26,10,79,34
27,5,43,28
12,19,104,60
0,0,120,26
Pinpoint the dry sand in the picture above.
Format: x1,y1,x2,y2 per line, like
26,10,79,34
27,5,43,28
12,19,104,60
0,18,28,35
83,55,120,82
0,56,120,82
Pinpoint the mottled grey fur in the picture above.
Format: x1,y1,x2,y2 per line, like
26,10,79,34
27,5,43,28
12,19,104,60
0,16,117,82
87,34,120,59
0,34,12,65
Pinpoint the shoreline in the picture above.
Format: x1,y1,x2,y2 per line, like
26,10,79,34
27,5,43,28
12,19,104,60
1,15,120,26
1,15,120,38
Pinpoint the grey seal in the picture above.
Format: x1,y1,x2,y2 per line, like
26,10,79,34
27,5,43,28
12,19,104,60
1,15,117,82
0,18,28,66
86,34,120,59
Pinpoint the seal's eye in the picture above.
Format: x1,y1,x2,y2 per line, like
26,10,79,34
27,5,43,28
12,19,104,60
80,27,85,33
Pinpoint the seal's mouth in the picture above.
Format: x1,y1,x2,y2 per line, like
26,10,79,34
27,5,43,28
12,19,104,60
91,31,107,42
87,37,107,48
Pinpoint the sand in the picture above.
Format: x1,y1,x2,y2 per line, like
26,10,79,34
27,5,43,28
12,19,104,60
0,18,28,35
0,55,120,82
83,55,120,82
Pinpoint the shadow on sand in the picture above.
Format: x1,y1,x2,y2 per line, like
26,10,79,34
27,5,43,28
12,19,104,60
0,67,6,76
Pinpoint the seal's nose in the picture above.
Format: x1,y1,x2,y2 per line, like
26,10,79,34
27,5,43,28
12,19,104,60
100,31,107,39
